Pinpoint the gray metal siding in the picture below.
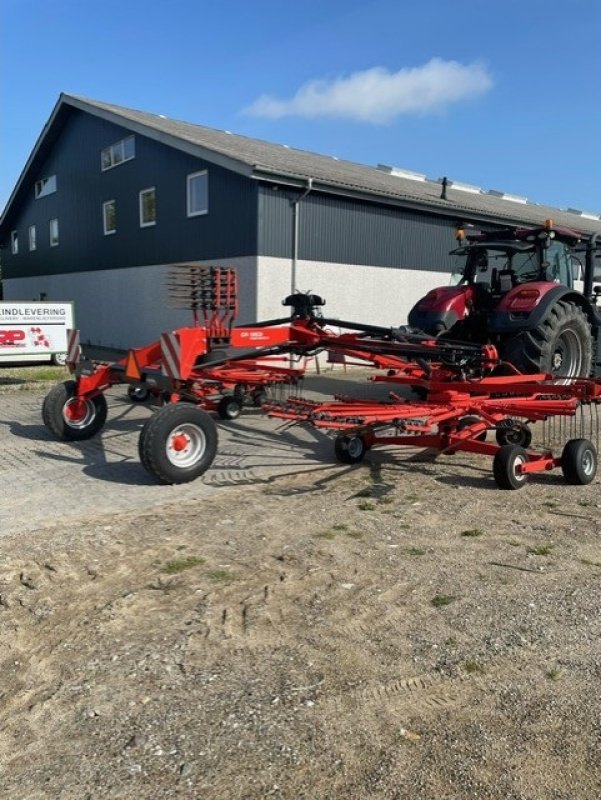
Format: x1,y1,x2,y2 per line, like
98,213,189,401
258,187,464,273
3,109,258,279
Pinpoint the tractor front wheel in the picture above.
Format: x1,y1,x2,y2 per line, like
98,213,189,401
561,439,597,485
138,403,218,484
502,300,592,378
493,445,529,490
42,380,108,441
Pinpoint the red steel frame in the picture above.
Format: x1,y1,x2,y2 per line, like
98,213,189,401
62,266,601,483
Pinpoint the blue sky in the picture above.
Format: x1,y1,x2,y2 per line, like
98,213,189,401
3,0,601,216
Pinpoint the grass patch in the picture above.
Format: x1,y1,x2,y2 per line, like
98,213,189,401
407,547,426,556
464,660,485,675
357,500,376,511
0,364,69,388
207,569,236,584
546,665,562,681
161,556,205,574
315,530,337,540
332,523,348,531
431,594,456,608
346,529,364,540
527,544,554,556
580,558,601,568
460,528,484,538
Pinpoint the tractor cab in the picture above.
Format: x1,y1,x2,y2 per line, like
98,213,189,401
408,220,583,337
450,229,576,295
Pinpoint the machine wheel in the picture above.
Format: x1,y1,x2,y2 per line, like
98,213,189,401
51,352,67,367
138,404,218,484
493,445,529,490
334,434,367,464
502,300,592,378
127,384,150,403
252,389,268,407
561,439,597,485
217,395,242,420
495,420,532,448
457,416,487,441
42,380,108,441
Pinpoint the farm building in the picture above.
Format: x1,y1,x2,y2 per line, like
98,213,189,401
2,92,601,352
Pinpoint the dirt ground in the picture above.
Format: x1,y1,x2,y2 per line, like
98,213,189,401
0,377,600,799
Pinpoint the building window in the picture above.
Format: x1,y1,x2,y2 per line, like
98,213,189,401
187,171,208,217
49,218,59,247
10,230,18,254
35,174,57,198
139,187,156,227
103,200,117,235
28,225,37,251
101,136,135,171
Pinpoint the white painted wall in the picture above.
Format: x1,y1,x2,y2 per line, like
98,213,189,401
4,257,259,350
256,256,447,328
4,257,448,349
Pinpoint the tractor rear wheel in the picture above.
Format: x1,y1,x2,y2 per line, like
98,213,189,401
561,439,597,485
492,445,529,490
42,380,108,441
138,403,218,484
502,300,592,378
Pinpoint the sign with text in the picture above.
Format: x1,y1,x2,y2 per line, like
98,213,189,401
0,302,74,363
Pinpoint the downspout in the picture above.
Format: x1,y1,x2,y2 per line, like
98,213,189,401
290,178,313,294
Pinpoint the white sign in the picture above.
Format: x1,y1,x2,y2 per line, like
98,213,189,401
0,302,74,363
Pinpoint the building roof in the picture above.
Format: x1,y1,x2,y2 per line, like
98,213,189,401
3,92,601,237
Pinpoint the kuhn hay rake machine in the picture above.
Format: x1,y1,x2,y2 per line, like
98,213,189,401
42,266,601,489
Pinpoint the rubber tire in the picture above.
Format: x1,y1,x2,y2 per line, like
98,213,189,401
217,395,242,420
138,403,218,484
561,439,597,485
51,352,67,366
252,389,268,407
334,434,367,464
493,445,529,490
127,385,150,403
42,380,108,441
502,300,592,378
457,415,487,442
495,421,532,448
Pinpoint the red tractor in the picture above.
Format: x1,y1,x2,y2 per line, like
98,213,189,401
407,220,601,378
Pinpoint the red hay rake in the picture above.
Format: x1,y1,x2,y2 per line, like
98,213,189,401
42,267,601,487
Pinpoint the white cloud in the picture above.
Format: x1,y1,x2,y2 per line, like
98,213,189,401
245,58,493,123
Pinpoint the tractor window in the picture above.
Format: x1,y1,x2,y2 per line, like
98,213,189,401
511,250,539,281
543,241,572,286
472,248,511,287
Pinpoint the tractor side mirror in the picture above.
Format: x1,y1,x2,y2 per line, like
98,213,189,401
571,256,583,281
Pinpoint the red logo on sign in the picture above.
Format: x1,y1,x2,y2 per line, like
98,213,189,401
0,329,26,346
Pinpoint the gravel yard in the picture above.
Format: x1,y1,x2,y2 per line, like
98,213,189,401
0,371,600,799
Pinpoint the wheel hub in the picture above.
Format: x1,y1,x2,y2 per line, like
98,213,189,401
170,432,190,452
63,397,94,427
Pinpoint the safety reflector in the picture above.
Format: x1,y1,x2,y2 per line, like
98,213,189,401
125,350,141,381
66,329,81,366
160,332,181,379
